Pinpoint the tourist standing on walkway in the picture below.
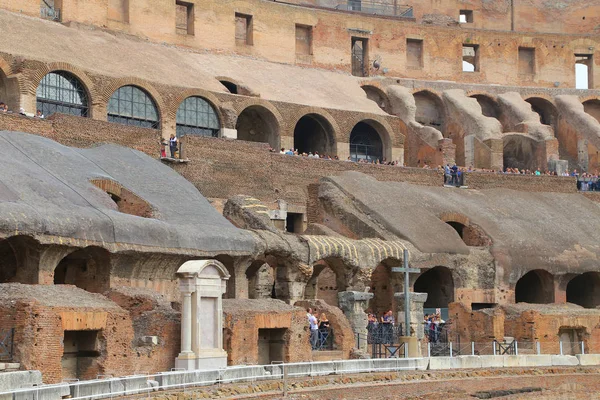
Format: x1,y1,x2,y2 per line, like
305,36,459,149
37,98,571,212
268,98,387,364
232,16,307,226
169,134,178,158
309,310,319,350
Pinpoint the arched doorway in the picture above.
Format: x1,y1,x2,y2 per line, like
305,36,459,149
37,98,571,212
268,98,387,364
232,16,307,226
349,121,385,162
368,258,403,316
293,114,335,156
515,269,554,304
414,266,454,319
470,94,501,120
413,91,445,130
246,260,276,299
0,238,19,283
566,272,600,308
503,134,538,171
583,99,600,123
361,85,390,113
54,247,110,293
236,105,280,149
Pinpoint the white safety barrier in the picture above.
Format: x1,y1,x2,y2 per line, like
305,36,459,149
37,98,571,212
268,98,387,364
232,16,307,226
0,352,598,400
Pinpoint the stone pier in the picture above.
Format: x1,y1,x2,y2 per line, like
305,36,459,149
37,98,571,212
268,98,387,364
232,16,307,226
338,291,373,351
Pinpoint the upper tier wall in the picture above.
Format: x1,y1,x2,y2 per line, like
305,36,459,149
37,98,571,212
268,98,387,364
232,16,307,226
0,113,577,210
281,0,600,35
1,0,599,89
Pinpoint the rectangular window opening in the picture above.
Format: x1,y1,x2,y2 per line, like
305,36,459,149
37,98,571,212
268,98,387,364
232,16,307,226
575,54,593,89
235,13,253,46
257,328,287,365
295,24,313,63
351,37,369,77
518,47,535,75
462,44,479,72
176,1,194,35
459,10,473,23
406,39,423,69
286,212,305,234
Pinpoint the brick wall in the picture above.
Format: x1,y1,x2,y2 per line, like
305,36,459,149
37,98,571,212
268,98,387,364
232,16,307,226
0,113,579,212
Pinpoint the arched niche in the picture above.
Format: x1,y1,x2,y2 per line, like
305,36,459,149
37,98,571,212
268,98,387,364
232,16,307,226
293,114,336,156
236,105,280,149
413,91,445,130
361,85,391,113
413,266,454,309
566,272,600,309
515,269,554,304
54,246,111,293
503,134,540,171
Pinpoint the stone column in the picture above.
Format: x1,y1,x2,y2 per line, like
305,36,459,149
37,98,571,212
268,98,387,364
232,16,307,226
338,291,373,352
175,277,196,370
395,292,427,358
395,292,428,340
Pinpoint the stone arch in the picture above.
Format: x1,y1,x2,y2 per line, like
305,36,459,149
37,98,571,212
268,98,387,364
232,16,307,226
503,134,540,171
439,212,491,246
414,266,454,309
349,119,393,162
361,84,391,113
245,259,276,299
566,272,600,309
469,93,501,120
168,88,223,121
582,98,600,124
515,269,554,304
97,77,165,124
0,235,41,284
368,258,403,316
293,112,337,156
0,57,20,112
412,90,445,132
28,62,96,103
525,96,559,133
54,246,111,293
235,104,281,149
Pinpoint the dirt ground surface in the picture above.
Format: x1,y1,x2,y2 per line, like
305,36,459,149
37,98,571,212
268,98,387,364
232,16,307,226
139,367,600,400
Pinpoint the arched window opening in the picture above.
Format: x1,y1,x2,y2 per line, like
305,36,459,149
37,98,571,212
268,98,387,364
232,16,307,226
220,80,238,94
361,85,390,113
350,121,383,162
444,220,491,247
246,260,276,300
503,135,538,171
107,85,159,129
176,96,220,137
470,94,501,120
293,114,335,156
413,91,444,130
566,272,600,309
54,247,110,293
414,266,454,320
515,269,554,304
583,100,600,124
36,71,89,117
236,105,280,149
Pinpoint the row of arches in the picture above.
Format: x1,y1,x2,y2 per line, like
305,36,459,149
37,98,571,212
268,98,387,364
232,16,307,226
2,69,396,162
515,269,600,309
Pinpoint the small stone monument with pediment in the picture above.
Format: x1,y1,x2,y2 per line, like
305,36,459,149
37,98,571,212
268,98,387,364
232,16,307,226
175,260,229,370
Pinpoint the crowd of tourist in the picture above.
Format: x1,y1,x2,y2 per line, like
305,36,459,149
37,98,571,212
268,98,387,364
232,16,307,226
366,310,398,344
424,313,445,344
306,307,331,350
0,102,44,118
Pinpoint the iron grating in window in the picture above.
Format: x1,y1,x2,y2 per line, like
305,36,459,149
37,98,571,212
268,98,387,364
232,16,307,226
107,85,159,129
176,96,220,137
36,71,89,117
350,131,383,162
